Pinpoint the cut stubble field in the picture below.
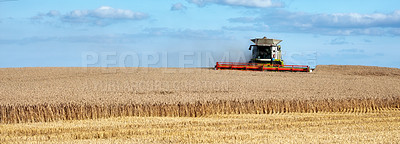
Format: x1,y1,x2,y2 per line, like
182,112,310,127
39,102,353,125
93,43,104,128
1,110,400,143
0,65,400,143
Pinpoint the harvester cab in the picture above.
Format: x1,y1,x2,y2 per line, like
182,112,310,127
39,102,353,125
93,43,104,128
215,36,310,72
249,37,283,65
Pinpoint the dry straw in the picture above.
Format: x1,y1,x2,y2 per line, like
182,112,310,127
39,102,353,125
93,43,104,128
1,97,399,124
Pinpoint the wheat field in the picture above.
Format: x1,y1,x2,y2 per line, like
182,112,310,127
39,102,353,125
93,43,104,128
1,110,399,143
0,65,400,142
0,65,399,123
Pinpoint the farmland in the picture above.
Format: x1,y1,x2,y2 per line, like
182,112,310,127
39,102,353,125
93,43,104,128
1,65,399,122
0,65,399,142
1,110,400,143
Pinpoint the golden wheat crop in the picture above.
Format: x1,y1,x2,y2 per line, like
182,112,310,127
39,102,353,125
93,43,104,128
0,65,399,123
0,98,399,124
1,110,399,143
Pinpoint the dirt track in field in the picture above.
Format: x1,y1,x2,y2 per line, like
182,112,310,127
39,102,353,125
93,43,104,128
1,65,399,105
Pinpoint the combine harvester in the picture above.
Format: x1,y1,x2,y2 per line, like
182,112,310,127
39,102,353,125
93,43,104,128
215,36,310,72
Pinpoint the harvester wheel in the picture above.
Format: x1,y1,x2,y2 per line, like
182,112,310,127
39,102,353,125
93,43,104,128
272,61,282,66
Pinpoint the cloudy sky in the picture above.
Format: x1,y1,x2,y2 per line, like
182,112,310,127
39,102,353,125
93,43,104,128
1,0,399,68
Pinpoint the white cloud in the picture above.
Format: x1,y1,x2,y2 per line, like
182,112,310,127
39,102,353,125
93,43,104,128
143,27,225,40
33,6,148,26
46,10,60,17
171,3,187,11
390,28,400,35
310,10,400,28
187,0,283,8
227,10,400,36
330,37,351,45
63,6,147,22
30,10,60,20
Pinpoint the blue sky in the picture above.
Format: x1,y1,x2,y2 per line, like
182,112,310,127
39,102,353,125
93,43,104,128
1,0,399,68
